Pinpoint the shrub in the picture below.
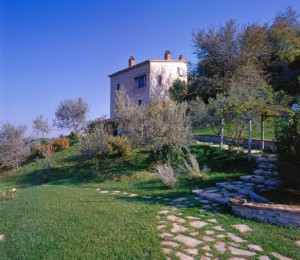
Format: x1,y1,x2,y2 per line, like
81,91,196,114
0,123,30,169
79,125,108,159
275,106,300,188
156,164,178,188
53,137,70,150
106,136,131,158
181,153,204,179
67,132,79,145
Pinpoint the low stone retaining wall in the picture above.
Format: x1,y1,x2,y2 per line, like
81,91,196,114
230,199,300,229
193,135,275,150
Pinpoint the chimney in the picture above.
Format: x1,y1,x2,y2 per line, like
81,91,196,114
164,50,171,60
128,56,135,67
179,55,184,61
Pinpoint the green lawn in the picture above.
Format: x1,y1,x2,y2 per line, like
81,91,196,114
0,144,299,259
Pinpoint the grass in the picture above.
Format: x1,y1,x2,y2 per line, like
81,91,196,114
0,186,164,259
0,143,299,259
193,120,276,140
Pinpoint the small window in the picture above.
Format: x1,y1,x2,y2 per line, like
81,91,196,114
137,99,142,105
158,75,162,86
177,67,184,76
117,84,120,90
136,75,146,88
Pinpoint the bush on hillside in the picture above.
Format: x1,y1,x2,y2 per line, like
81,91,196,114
275,105,300,188
79,125,108,159
181,153,204,180
106,136,131,158
156,164,178,188
53,137,70,150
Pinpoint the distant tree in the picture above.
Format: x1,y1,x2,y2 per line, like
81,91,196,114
33,115,51,137
188,96,208,128
269,7,300,68
0,122,29,168
53,97,89,134
268,7,300,89
115,88,192,164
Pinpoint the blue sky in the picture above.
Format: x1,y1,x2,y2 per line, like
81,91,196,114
1,0,300,136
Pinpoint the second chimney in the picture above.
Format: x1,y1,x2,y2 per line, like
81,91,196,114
128,56,135,67
164,50,171,60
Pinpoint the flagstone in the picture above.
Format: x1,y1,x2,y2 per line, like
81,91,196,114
205,230,214,235
161,241,179,248
159,210,169,215
228,247,256,256
167,215,186,224
174,197,188,202
0,235,4,241
174,234,202,247
157,225,167,230
202,245,211,251
213,225,224,231
175,252,194,260
185,248,199,255
187,216,200,220
190,221,208,229
271,252,292,260
160,232,173,238
207,219,217,223
232,224,252,233
171,223,187,233
216,234,226,239
227,233,247,243
229,258,247,260
295,240,300,247
100,190,109,193
129,194,138,197
163,248,172,254
214,242,227,254
190,231,199,236
200,257,211,260
248,244,263,251
258,256,271,260
201,235,215,242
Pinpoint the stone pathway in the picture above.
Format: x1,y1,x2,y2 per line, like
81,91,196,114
192,154,282,206
93,187,295,259
157,205,293,260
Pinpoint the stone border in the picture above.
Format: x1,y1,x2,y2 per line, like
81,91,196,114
230,199,300,229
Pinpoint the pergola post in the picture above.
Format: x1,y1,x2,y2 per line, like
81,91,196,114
220,117,224,148
261,115,264,151
248,119,252,162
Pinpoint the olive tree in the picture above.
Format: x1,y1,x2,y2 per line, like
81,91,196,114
0,122,30,168
115,88,192,164
53,97,89,134
33,115,51,137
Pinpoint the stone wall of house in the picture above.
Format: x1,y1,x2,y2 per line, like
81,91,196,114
149,61,187,101
231,200,300,228
110,62,151,118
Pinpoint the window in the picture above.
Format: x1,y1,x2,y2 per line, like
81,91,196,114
137,99,142,105
158,75,162,86
136,75,146,88
177,67,184,76
117,84,120,90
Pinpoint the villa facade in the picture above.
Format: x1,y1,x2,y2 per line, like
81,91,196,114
109,50,187,118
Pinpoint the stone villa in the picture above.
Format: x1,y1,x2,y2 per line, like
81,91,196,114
109,50,188,118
